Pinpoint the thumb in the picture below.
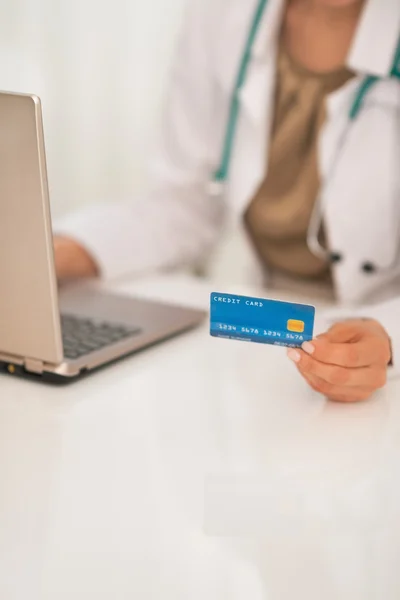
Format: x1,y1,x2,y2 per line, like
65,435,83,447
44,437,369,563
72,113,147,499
325,320,363,344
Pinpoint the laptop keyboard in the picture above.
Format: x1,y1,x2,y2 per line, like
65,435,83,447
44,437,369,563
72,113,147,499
61,314,141,360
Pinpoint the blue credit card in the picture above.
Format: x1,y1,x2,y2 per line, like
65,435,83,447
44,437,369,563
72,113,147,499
210,292,315,348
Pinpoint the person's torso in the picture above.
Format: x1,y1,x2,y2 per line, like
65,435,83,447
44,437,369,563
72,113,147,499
206,0,400,304
244,41,354,287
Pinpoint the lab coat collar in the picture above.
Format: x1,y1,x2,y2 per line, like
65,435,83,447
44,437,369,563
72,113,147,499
347,0,400,77
236,0,285,148
251,0,285,59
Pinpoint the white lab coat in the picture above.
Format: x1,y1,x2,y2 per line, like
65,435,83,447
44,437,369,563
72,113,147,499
57,0,400,371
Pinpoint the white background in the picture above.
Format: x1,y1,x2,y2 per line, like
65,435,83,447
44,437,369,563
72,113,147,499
0,0,188,218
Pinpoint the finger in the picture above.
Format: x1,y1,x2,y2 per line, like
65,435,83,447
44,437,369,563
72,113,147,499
300,371,375,403
301,336,389,368
288,349,388,389
301,371,324,394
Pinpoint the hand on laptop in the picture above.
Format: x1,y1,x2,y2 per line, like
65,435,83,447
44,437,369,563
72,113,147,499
54,236,99,280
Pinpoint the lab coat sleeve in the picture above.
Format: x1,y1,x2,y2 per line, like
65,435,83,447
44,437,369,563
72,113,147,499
320,297,400,380
54,0,225,281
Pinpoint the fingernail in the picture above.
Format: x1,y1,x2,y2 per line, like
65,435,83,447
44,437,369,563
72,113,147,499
302,342,315,355
287,349,301,363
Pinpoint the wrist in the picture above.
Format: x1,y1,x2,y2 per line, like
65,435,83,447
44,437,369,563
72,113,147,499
388,337,394,367
358,318,393,366
370,320,393,367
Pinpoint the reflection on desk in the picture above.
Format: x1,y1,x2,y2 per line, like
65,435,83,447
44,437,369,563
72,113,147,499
0,274,399,600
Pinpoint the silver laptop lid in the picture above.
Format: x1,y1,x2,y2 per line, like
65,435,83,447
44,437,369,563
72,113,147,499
0,92,63,365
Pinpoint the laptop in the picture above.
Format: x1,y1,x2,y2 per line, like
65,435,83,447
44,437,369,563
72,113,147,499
0,91,205,383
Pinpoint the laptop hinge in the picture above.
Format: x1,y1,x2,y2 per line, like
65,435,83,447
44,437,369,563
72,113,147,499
24,358,44,374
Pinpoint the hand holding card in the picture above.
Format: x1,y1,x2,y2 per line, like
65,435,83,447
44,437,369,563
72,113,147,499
210,293,390,403
287,319,391,403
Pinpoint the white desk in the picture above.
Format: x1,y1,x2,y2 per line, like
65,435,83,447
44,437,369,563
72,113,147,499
1,275,400,600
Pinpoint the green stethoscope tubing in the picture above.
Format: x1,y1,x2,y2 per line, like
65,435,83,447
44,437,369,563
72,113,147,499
213,0,400,185
213,0,270,183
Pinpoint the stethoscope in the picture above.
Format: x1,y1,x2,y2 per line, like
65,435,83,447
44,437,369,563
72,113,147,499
210,0,400,274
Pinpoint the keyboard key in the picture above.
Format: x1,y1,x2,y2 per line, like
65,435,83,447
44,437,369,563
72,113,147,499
61,315,141,360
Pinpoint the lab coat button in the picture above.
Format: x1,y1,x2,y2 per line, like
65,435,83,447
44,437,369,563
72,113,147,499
361,262,376,274
329,252,343,264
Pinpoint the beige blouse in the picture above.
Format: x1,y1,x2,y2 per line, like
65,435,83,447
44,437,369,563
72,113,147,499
244,44,354,282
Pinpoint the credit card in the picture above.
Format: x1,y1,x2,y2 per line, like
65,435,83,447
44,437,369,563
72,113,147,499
210,292,315,348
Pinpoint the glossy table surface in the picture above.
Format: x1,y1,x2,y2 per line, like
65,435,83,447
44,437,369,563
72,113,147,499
1,274,399,600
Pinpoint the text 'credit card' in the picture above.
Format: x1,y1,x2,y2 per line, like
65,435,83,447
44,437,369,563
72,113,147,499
210,292,315,348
